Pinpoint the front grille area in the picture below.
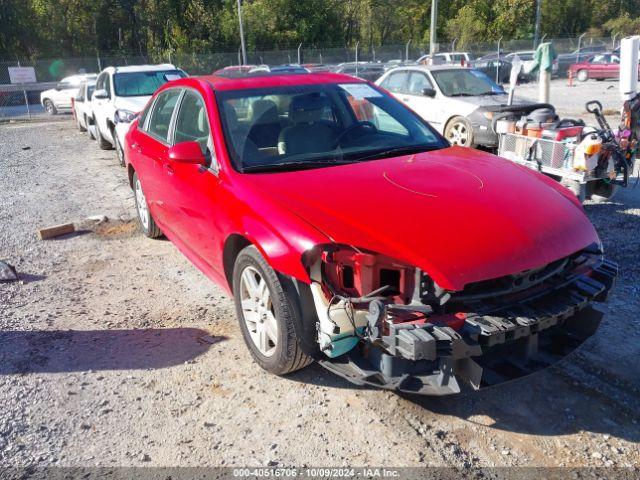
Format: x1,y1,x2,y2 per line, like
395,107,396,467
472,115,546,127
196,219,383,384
423,248,604,314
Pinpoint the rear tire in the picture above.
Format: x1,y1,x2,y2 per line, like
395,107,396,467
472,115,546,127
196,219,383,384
77,114,86,132
577,70,588,82
43,99,57,115
588,181,618,203
96,123,113,150
87,116,96,140
133,172,162,238
115,134,125,167
232,245,312,376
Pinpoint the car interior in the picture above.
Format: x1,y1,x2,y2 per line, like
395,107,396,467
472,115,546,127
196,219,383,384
218,85,444,171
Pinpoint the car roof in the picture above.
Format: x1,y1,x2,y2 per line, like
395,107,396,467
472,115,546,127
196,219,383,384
188,72,367,91
61,74,97,82
102,64,179,74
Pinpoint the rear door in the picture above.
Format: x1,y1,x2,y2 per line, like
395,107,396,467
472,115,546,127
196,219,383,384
133,88,183,229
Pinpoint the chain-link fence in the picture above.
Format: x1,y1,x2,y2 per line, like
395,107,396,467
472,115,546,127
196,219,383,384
0,35,620,122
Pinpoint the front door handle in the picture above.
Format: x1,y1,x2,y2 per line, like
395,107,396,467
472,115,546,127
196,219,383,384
131,143,142,153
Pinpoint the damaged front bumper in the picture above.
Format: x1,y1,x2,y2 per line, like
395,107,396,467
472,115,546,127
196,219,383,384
314,253,618,396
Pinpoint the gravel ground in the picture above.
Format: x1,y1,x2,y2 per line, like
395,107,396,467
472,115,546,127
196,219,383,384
0,120,639,469
517,78,624,122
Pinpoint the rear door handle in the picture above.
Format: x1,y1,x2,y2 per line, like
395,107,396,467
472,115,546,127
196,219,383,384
164,163,175,175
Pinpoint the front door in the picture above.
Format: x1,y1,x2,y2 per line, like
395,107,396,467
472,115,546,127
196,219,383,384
401,71,443,129
162,89,224,273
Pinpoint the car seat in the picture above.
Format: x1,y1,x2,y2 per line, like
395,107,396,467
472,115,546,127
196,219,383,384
278,94,336,155
247,99,281,148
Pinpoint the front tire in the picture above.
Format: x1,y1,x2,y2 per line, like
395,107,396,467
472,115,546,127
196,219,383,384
43,99,57,115
133,172,162,238
445,116,475,147
577,70,588,82
233,246,311,375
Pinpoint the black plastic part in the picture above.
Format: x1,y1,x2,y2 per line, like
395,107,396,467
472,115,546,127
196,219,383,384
317,256,618,396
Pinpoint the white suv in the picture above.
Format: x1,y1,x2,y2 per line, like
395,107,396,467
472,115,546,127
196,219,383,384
90,64,186,165
40,74,97,115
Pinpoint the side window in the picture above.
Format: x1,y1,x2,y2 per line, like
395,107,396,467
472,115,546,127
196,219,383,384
174,90,211,153
407,72,433,95
95,73,106,94
146,89,182,142
382,71,408,93
105,74,112,97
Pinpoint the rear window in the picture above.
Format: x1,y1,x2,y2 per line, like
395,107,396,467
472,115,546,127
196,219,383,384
113,70,186,97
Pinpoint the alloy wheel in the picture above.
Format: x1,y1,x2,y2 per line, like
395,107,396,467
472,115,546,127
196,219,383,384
135,178,150,230
239,266,277,357
447,121,469,146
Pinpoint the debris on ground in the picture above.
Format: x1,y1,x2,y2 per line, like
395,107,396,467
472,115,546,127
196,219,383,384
198,334,224,345
86,215,109,224
37,222,75,240
0,260,18,282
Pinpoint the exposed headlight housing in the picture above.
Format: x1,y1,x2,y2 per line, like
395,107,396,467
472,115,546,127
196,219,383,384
115,109,138,123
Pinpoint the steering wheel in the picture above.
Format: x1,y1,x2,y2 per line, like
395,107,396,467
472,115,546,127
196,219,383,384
332,121,378,148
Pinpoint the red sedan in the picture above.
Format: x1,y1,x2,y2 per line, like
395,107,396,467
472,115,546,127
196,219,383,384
124,72,617,395
569,53,623,81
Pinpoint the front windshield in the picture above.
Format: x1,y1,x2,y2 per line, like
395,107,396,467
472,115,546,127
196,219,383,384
217,83,448,173
430,69,506,97
113,70,186,97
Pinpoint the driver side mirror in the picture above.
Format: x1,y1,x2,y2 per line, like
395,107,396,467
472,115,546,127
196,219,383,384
93,89,108,99
168,141,206,165
422,87,436,97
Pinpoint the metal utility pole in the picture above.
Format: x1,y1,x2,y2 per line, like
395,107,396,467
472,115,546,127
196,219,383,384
429,0,438,55
533,0,542,48
237,0,247,65
405,39,411,61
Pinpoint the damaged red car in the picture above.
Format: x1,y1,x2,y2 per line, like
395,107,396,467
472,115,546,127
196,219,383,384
124,72,617,395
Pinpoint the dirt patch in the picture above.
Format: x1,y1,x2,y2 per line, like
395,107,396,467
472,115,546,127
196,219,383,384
92,219,137,239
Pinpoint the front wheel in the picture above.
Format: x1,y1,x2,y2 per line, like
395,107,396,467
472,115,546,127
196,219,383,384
43,99,57,115
577,70,589,82
233,245,311,375
445,116,475,147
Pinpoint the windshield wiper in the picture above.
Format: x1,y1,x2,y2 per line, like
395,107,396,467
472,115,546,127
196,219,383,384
242,158,353,173
350,144,441,162
449,92,477,97
479,91,506,96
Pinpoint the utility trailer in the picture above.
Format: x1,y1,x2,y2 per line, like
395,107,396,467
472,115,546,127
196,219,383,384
497,98,636,203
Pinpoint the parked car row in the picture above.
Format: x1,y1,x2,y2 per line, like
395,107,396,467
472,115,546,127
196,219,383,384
70,64,186,165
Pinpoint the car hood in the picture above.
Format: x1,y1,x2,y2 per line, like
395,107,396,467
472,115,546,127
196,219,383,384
451,94,532,109
114,96,150,113
242,146,598,291
40,88,57,98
